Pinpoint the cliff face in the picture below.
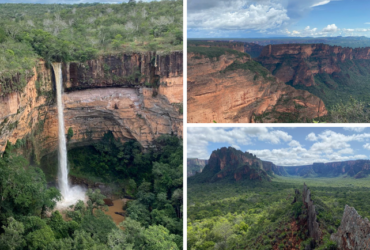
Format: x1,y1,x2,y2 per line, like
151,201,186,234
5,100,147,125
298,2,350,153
0,52,183,158
63,51,183,104
256,44,370,87
331,205,370,250
187,48,327,123
262,161,288,176
189,147,270,183
285,160,370,178
187,158,208,177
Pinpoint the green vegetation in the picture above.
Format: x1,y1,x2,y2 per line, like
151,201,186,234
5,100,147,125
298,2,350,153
1,133,183,249
187,45,248,60
221,60,274,82
287,59,370,110
188,176,370,249
0,1,182,95
67,127,73,140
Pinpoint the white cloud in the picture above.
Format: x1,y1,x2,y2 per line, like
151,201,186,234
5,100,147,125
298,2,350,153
306,132,318,141
188,1,290,31
343,127,365,132
322,24,338,32
311,0,331,7
187,127,292,159
289,140,301,147
366,22,370,25
364,143,370,150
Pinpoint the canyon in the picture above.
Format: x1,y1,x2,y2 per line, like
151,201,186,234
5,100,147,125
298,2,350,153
187,45,327,123
0,51,183,161
187,158,208,177
256,43,370,107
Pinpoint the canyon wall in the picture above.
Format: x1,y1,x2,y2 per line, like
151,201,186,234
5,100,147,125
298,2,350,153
0,51,183,159
261,161,288,176
189,147,270,183
284,160,370,178
187,158,208,177
331,205,370,250
187,49,327,123
256,44,370,87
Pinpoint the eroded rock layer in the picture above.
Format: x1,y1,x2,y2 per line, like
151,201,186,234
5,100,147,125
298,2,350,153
256,44,370,87
187,50,327,123
187,158,208,177
331,205,370,250
0,52,183,158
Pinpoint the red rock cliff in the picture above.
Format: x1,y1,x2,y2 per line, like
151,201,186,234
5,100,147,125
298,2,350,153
187,50,327,123
256,44,370,87
0,52,183,159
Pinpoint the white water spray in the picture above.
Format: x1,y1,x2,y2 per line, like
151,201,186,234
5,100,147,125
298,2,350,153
52,62,86,208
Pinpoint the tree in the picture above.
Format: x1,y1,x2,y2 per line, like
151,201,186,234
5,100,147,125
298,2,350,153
0,217,26,250
67,127,74,140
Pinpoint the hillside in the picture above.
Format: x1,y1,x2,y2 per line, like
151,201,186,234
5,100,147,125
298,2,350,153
256,43,370,108
187,158,208,177
187,45,327,123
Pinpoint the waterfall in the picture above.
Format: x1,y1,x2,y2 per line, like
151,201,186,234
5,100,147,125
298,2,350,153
52,62,85,208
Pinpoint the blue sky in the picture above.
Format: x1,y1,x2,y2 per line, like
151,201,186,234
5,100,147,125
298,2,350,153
187,127,370,166
188,0,370,38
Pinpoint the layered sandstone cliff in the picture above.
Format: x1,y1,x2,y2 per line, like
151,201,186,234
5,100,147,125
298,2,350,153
284,160,370,178
0,52,183,159
256,44,370,87
331,205,370,250
187,49,327,123
262,161,288,176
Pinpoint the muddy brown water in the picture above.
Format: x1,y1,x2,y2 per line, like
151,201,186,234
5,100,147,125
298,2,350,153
104,199,127,225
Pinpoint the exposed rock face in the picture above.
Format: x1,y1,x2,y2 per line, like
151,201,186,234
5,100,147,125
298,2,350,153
302,183,322,243
262,161,288,176
63,52,183,104
0,52,183,158
244,42,264,58
187,49,327,123
189,147,270,183
331,205,370,250
285,160,370,178
187,158,208,177
256,44,370,87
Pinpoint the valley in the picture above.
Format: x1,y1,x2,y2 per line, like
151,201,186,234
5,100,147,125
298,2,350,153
188,147,370,249
188,39,370,123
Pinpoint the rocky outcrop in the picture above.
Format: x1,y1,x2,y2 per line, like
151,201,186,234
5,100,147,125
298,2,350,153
256,44,370,87
187,158,208,177
189,147,270,183
331,205,370,250
0,52,183,158
187,48,327,123
302,183,322,243
285,160,370,178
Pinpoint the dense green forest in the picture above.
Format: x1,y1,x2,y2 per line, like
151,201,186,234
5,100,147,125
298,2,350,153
0,134,183,249
0,1,182,95
187,176,370,250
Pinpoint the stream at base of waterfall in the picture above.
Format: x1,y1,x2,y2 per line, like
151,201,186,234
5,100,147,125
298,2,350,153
52,62,86,209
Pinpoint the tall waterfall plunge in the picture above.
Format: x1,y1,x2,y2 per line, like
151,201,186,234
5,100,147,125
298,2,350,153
52,62,86,208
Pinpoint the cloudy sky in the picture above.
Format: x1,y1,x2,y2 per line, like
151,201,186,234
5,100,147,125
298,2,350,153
188,0,370,38
187,127,370,166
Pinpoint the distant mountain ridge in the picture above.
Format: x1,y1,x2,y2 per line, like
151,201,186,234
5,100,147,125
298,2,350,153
189,147,370,182
284,160,370,178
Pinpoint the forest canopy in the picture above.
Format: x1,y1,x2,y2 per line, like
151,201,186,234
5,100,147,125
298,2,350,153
0,0,183,87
